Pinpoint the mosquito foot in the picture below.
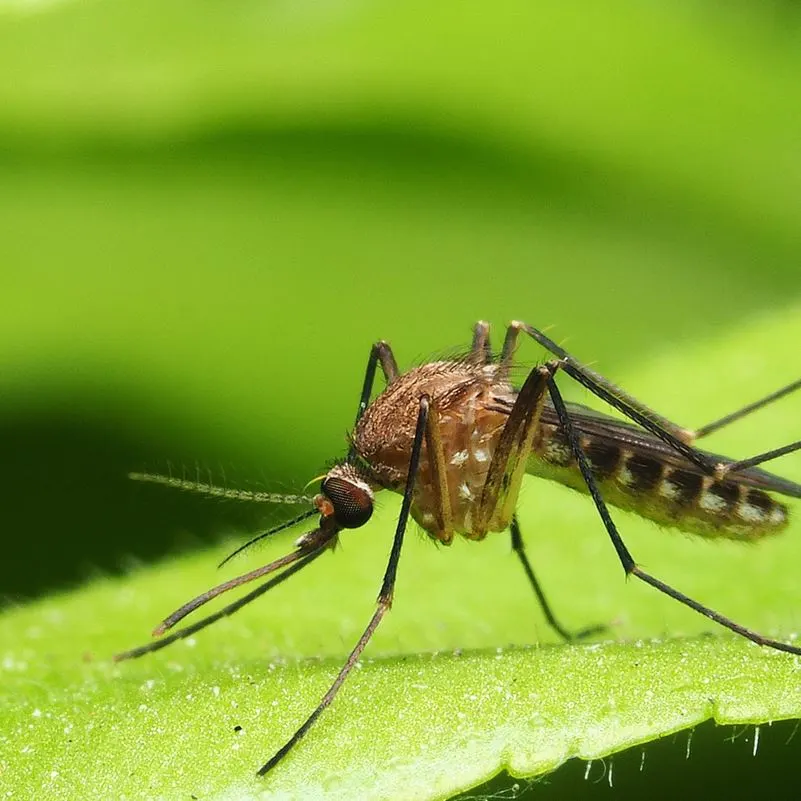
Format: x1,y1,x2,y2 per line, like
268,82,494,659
570,623,608,642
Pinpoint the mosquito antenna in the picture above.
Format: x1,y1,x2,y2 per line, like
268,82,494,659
114,546,329,662
127,472,315,506
217,509,317,568
152,543,318,636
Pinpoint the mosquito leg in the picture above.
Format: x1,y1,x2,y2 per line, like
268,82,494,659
475,363,553,534
424,400,454,543
497,320,525,379
348,341,400,461
715,440,801,478
508,320,687,437
693,378,801,441
499,320,522,370
514,320,696,445
469,320,493,365
353,341,400,426
258,395,431,777
510,515,606,642
516,323,801,480
693,382,801,477
547,372,801,657
490,358,604,639
512,322,724,474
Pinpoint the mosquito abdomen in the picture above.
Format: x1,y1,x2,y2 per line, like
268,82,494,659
528,425,789,540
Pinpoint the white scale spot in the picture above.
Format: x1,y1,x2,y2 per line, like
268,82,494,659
659,480,680,500
458,482,473,501
473,448,489,463
450,450,469,466
770,507,786,525
737,502,766,523
545,441,570,464
618,467,635,487
699,491,727,513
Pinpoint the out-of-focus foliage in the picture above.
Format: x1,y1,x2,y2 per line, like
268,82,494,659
1,1,801,799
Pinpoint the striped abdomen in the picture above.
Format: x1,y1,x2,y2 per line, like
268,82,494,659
528,423,789,540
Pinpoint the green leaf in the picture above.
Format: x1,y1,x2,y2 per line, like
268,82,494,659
2,305,800,800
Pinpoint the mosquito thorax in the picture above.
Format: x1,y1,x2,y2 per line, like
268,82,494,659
315,465,375,529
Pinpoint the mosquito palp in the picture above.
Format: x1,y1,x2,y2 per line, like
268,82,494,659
115,320,801,777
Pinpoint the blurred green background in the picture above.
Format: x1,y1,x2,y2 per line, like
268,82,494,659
1,0,801,797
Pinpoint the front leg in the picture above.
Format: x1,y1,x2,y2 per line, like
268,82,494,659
474,361,554,534
476,358,604,640
349,341,400,460
422,399,455,544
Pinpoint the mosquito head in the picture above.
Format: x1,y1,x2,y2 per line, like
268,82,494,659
315,464,374,529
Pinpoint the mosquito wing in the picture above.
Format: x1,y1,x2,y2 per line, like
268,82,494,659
540,400,801,499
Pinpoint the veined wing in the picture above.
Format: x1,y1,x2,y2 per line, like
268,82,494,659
540,400,801,499
489,394,801,499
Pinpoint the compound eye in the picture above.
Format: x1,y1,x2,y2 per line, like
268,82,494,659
321,477,373,528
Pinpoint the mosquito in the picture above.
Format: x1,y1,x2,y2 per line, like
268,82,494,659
115,320,801,776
